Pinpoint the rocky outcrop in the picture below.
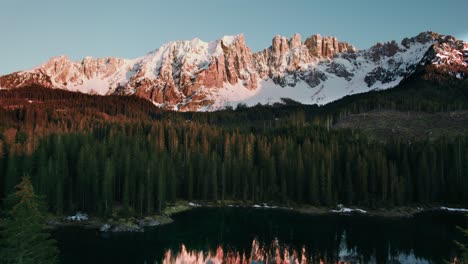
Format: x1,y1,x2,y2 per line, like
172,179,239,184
325,62,354,81
253,33,356,87
0,55,131,94
253,33,313,81
419,35,468,80
304,34,356,58
366,41,403,62
121,35,258,110
37,55,129,89
1,31,466,111
401,31,441,49
0,33,358,102
431,36,467,66
0,71,52,89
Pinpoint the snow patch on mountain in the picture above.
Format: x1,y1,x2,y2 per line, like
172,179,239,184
136,38,214,80
1,32,466,111
221,35,238,45
200,40,434,111
204,79,316,110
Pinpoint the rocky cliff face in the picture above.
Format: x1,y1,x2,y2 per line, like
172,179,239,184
304,34,356,58
1,31,466,111
0,55,132,94
120,35,258,110
253,33,356,86
421,35,468,80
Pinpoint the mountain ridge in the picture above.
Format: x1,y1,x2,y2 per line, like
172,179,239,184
1,31,466,111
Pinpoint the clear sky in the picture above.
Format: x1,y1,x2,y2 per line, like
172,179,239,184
1,0,467,75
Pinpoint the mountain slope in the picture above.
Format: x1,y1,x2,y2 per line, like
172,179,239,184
0,31,466,111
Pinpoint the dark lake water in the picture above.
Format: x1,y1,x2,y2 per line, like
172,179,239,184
52,207,466,264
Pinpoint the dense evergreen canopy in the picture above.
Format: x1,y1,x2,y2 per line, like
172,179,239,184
1,122,467,216
0,75,467,216
0,176,58,264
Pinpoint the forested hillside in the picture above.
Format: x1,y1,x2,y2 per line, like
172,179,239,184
2,125,467,217
0,74,467,216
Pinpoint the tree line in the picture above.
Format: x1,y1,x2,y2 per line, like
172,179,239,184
1,122,467,217
1,77,468,217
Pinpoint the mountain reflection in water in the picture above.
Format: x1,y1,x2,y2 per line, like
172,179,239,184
162,236,430,264
52,208,465,264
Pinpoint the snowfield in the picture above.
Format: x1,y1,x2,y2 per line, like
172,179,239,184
199,38,436,111
2,32,465,111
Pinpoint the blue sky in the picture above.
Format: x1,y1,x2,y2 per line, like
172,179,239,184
1,0,467,74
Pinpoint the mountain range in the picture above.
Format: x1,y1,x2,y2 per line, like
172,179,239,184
1,31,467,111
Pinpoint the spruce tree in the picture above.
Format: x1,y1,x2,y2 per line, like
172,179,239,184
451,216,468,264
102,158,114,216
308,161,319,205
0,176,59,264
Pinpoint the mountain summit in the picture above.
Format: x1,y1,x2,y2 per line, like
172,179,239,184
1,32,466,111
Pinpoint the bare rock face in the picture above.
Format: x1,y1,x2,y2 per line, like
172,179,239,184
253,33,355,86
253,33,313,82
432,36,467,66
326,62,354,81
1,31,466,111
364,66,397,87
38,55,128,89
186,35,258,109
41,56,76,85
125,41,184,105
300,69,328,88
401,31,441,48
0,33,358,108
0,55,129,94
120,35,259,109
366,41,403,62
0,71,52,89
304,34,356,58
216,34,258,89
421,35,468,80
304,35,322,57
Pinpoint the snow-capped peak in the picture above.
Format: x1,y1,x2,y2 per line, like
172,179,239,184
0,31,466,111
221,34,242,46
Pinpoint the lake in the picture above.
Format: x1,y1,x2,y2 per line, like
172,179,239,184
52,207,466,264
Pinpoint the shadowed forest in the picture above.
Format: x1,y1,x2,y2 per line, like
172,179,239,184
1,73,468,217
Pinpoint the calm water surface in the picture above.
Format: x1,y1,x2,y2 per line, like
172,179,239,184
52,207,466,264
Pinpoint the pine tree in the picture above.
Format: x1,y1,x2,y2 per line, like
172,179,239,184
344,159,354,205
418,152,430,202
0,176,59,264
102,158,114,216
123,152,131,212
221,161,226,202
4,155,19,199
187,162,194,201
452,216,468,264
157,161,166,212
296,148,305,203
146,166,154,214
211,154,218,201
308,161,319,205
401,151,412,204
357,155,369,205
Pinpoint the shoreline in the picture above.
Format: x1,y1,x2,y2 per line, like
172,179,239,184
46,202,192,232
185,201,468,217
46,201,468,232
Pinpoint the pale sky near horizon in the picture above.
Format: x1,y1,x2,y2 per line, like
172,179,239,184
1,0,467,75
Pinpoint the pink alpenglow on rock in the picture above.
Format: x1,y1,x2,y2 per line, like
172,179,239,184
1,31,466,111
